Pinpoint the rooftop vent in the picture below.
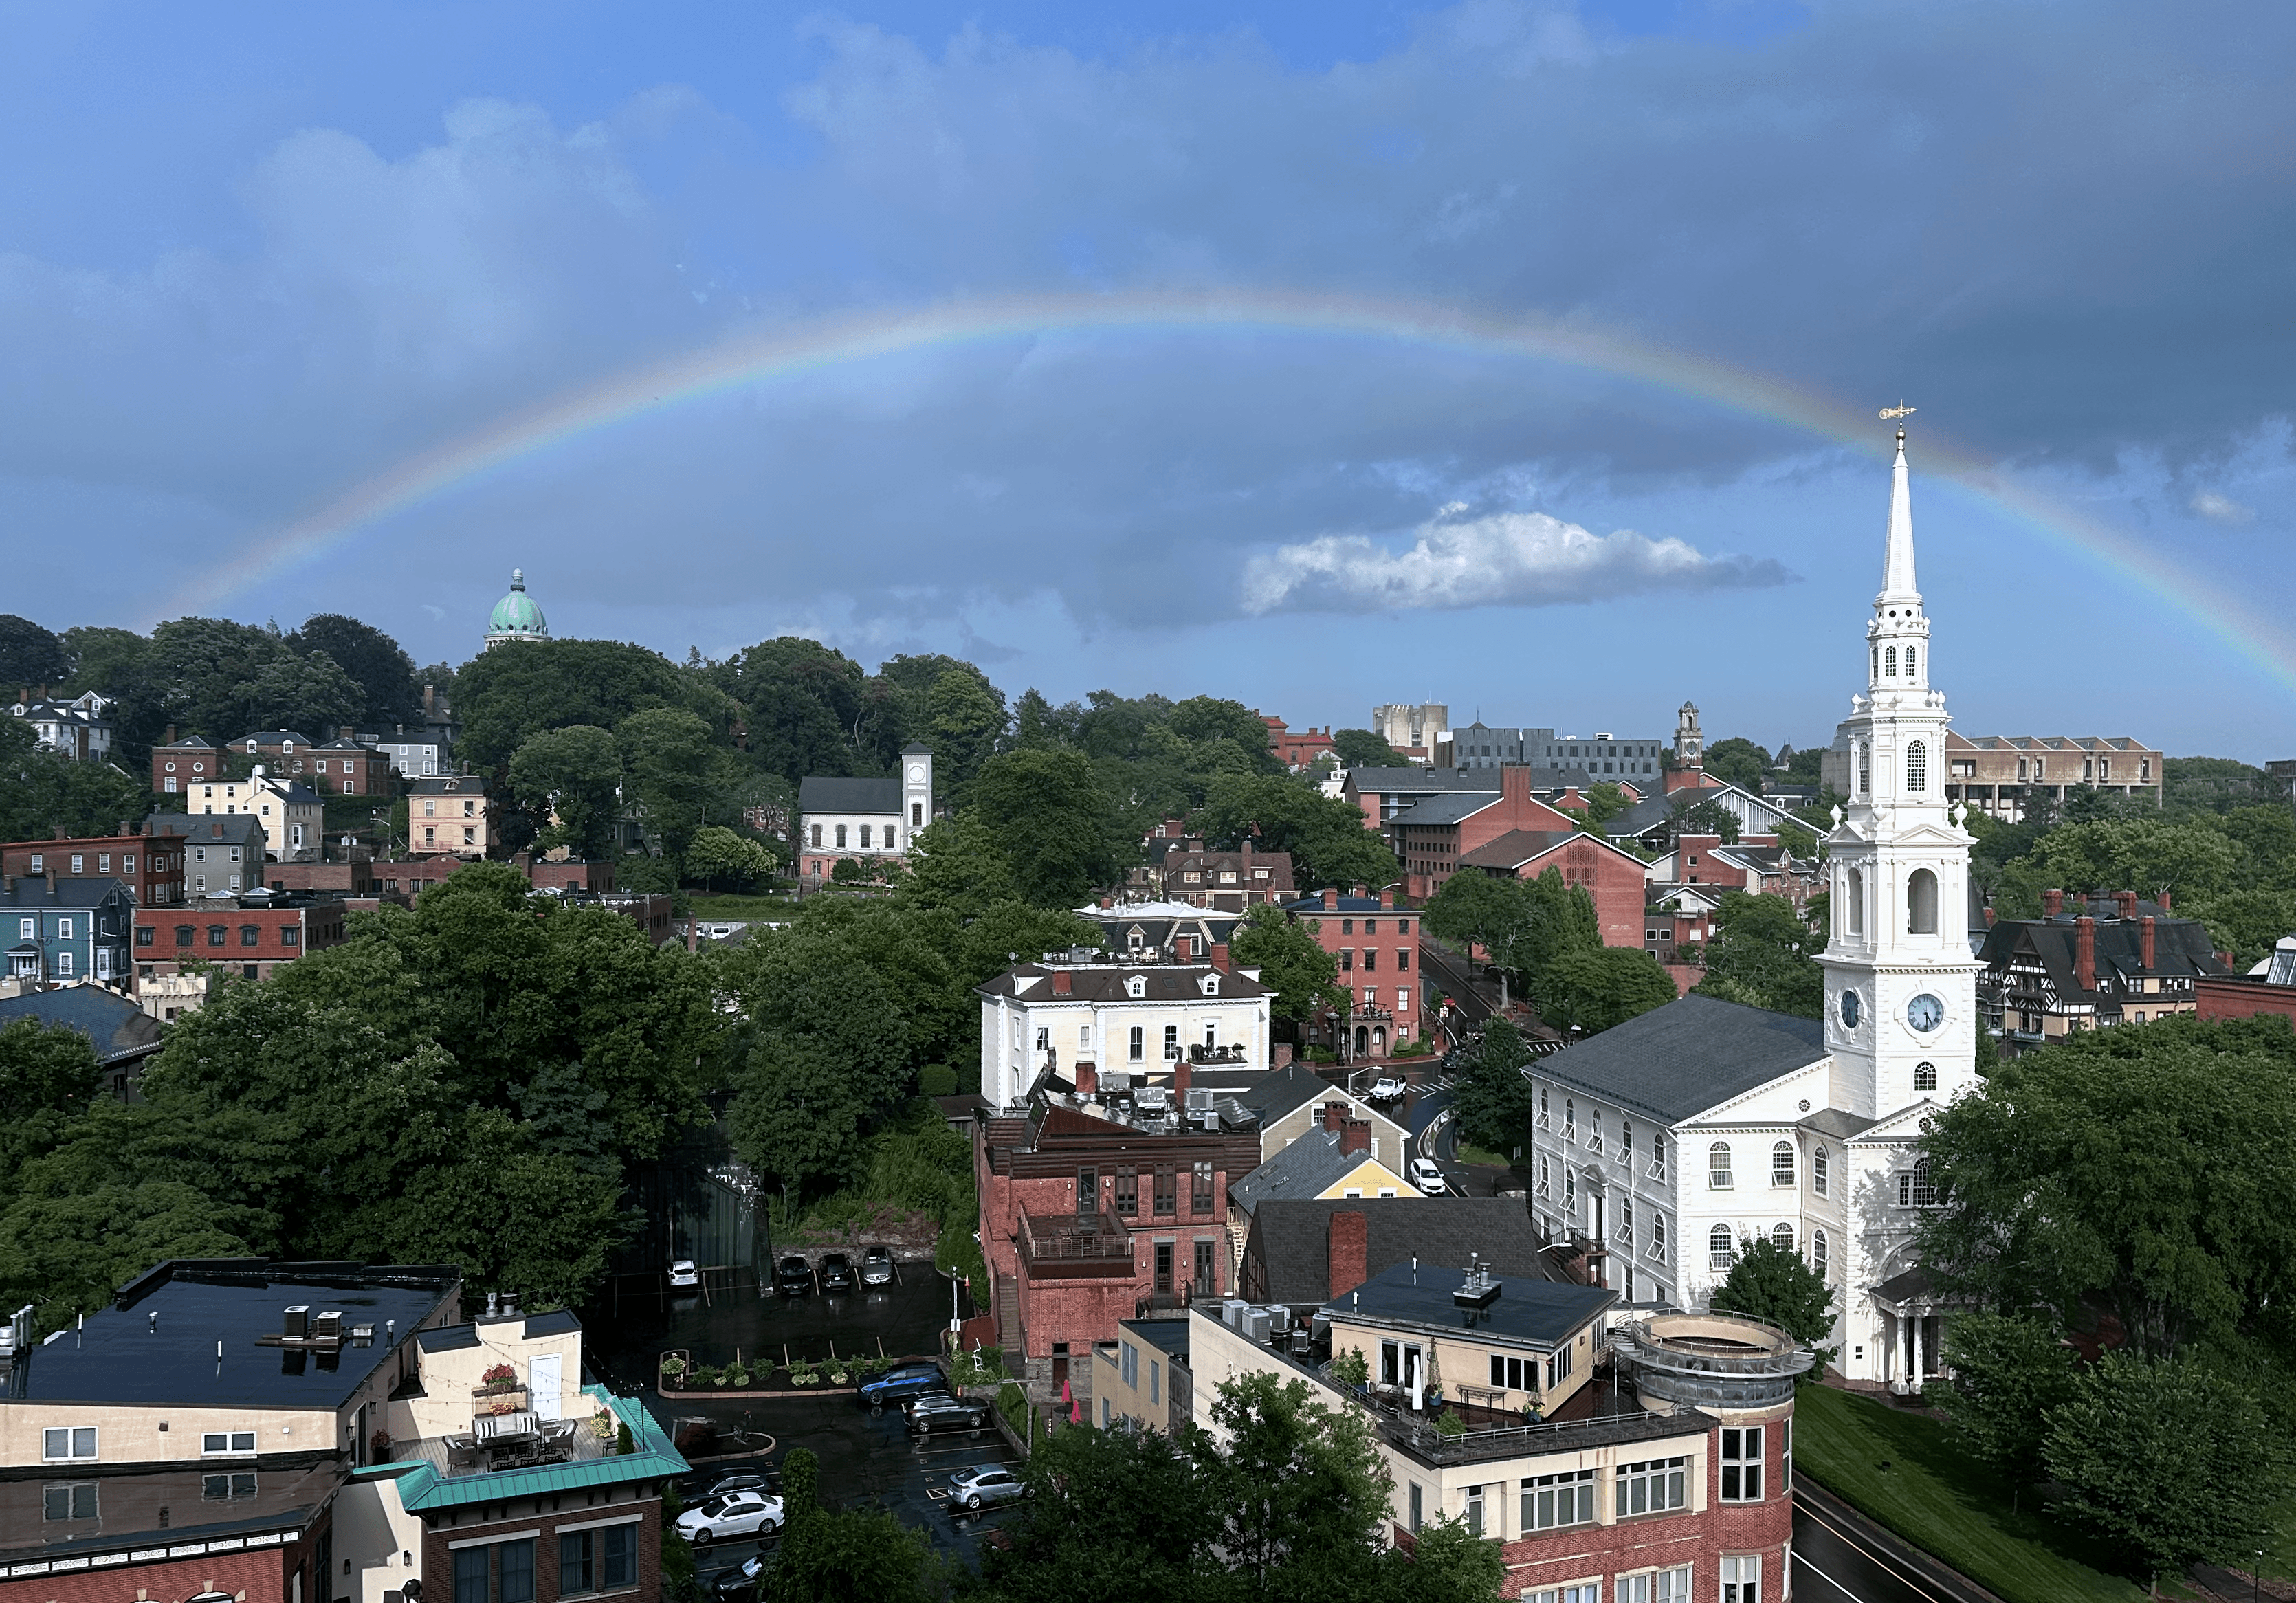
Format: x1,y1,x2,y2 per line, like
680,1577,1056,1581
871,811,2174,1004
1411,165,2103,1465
1453,1255,1501,1313
283,1305,311,1339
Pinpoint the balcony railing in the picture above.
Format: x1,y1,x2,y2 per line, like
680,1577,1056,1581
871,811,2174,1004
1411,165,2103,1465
1186,1044,1248,1064
1019,1209,1136,1279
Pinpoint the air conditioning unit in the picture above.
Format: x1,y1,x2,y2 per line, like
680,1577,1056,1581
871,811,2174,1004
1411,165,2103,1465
1222,1298,1250,1329
1186,1087,1214,1110
1268,1306,1293,1336
1244,1307,1273,1342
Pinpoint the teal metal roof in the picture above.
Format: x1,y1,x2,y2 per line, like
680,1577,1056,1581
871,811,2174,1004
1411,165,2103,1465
358,1386,685,1512
487,569,549,638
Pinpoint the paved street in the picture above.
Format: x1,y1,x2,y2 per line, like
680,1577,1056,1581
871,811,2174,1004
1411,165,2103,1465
1793,1488,1993,1603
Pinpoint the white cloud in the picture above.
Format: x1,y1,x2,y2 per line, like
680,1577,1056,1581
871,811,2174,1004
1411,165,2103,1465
2191,490,2255,524
1241,509,1791,615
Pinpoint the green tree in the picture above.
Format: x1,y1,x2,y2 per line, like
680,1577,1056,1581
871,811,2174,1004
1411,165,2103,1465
1535,945,1678,1035
894,816,1020,911
1693,892,1823,1019
287,613,419,726
506,724,623,861
1668,793,1739,845
684,825,775,890
983,1421,1222,1603
1331,728,1408,769
969,749,1126,908
144,615,362,738
927,667,1008,789
1396,1516,1509,1602
2163,755,2284,814
617,705,720,861
2042,1351,2284,1591
0,719,153,841
458,637,721,772
0,1018,102,1198
1701,737,1771,790
0,614,69,690
1708,1234,1837,1356
1190,773,1398,893
1229,903,1344,1028
710,637,869,785
1928,1313,2079,1483
1450,1019,1536,1155
1206,1371,1393,1593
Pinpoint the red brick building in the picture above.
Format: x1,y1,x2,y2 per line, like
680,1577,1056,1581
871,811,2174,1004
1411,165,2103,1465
975,1095,1261,1385
1281,889,1422,1048
1393,766,1579,899
264,858,379,896
221,729,393,793
135,894,348,983
151,729,222,795
1152,839,1298,909
1455,828,1651,949
1,828,186,906
1260,714,1335,772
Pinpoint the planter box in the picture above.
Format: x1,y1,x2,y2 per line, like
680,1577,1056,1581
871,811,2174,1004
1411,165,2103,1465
474,1386,529,1415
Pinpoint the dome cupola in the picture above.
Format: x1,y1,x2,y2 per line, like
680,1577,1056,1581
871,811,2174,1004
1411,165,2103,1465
485,568,550,648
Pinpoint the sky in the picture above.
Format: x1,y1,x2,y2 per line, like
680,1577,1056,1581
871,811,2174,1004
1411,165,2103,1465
4,1,2295,759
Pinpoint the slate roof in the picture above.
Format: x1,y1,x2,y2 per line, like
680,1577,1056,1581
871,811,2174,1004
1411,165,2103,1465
155,733,217,750
1976,911,2229,1003
1244,1197,1551,1306
1330,1259,1614,1349
979,961,1270,1002
236,730,316,747
1239,1060,1345,1123
1457,828,1602,870
146,812,267,847
1389,792,1510,828
1344,767,1499,794
1602,796,1677,841
0,985,163,1065
1534,993,1828,1125
0,876,135,911
1229,1129,1392,1216
797,774,902,815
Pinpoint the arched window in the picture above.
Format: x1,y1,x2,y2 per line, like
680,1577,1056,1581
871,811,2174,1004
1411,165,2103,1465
1908,867,1939,934
1906,645,1918,678
1564,1167,1576,1209
1771,1141,1796,1188
1648,1213,1667,1263
1858,742,1872,795
1885,645,1898,676
1813,1228,1829,1278
1899,1159,1938,1208
1563,1098,1576,1140
1914,1060,1937,1092
1708,1143,1734,1189
1846,867,1865,934
1813,1146,1830,1197
1771,1222,1795,1252
1870,645,1879,681
1708,1224,1734,1270
1907,740,1928,791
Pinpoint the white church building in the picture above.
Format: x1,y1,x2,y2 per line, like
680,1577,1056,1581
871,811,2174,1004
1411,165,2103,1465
1524,421,1976,1389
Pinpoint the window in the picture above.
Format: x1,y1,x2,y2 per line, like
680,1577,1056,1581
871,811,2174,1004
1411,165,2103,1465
1521,1468,1595,1529
1192,1161,1214,1214
1914,1059,1937,1092
1615,1567,1693,1603
1721,1554,1762,1603
835,826,846,848
809,824,821,847
1398,918,1410,934
1339,949,1353,971
1648,1213,1666,1263
455,1548,490,1603
1884,644,1897,676
1620,1119,1631,1162
1362,949,1376,971
16,916,30,939
559,1525,638,1595
1538,1086,1549,1127
1163,1024,1179,1059
1563,1167,1575,1210
58,916,73,939
43,1482,100,1519
1906,645,1918,678
43,1428,96,1461
1545,1341,1574,1389
1709,1224,1734,1270
913,801,924,826
1128,1026,1144,1061
1651,1133,1666,1180
202,1472,257,1500
1899,1159,1938,1208
1769,1140,1796,1188
241,924,261,947
1908,867,1939,933
1409,1481,1422,1533
1523,1589,1600,1603
1813,1228,1829,1279
1397,947,1409,970
1720,1426,1764,1501
1907,740,1928,792
1589,1109,1603,1153
175,924,194,947
1490,1353,1530,1390
1708,1142,1733,1189
1151,1359,1162,1405
207,925,227,947
1813,1145,1829,1197
1154,1164,1177,1215
1364,918,1378,935
283,925,300,947
70,854,84,874
1122,1342,1139,1387
1615,1455,1687,1516
54,951,72,976
1771,1221,1795,1252
1563,1098,1575,1140
1537,1155,1549,1197
201,1430,257,1455
1114,1167,1138,1216
1858,741,1870,794
1127,976,1145,999
1618,1197,1633,1244
137,923,153,947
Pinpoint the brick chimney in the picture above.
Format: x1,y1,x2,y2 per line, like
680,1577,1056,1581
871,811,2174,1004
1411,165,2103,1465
1339,1118,1371,1157
164,724,177,745
1327,1209,1369,1300
2075,916,2097,992
1502,763,1530,804
1322,1101,1346,1133
339,725,354,741
1052,971,1072,995
1210,942,1230,973
1173,1059,1192,1098
1379,886,1395,909
2115,889,2138,921
2043,887,2064,919
423,684,436,718
1322,887,1338,911
1099,896,1112,909
2140,916,2156,970
2160,888,2174,912
1076,1059,1097,1096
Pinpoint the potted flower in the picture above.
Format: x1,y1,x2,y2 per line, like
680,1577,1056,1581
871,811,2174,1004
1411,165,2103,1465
481,1363,518,1394
659,1353,689,1388
368,1428,393,1462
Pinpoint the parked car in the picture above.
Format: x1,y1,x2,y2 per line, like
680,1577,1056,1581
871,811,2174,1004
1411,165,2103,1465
1365,1076,1406,1103
946,1464,1029,1510
709,1555,769,1603
774,1255,815,1296
1409,1156,1448,1194
861,1245,894,1286
906,1393,991,1435
668,1259,700,1290
859,1361,947,1411
700,1470,776,1499
676,1490,784,1545
817,1252,856,1292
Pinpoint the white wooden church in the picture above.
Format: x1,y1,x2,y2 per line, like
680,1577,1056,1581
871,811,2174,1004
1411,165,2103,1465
1524,421,1976,1390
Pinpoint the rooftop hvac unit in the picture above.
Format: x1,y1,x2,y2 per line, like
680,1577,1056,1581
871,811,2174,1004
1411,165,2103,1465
1244,1307,1274,1342
283,1305,311,1339
1185,1087,1214,1110
312,1310,344,1342
1222,1298,1250,1329
1268,1306,1293,1336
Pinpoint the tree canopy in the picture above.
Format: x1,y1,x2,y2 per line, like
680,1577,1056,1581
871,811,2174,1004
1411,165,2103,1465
1230,903,1344,1027
1692,892,1823,1019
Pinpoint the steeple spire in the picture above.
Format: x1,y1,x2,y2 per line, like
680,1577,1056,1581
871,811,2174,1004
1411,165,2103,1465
1878,419,1919,605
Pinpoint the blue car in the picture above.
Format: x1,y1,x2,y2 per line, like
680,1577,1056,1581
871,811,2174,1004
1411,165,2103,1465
858,1361,947,1411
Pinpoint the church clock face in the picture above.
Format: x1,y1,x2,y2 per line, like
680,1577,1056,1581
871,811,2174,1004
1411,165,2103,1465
1839,989,1860,1028
908,764,925,782
1906,993,1945,1033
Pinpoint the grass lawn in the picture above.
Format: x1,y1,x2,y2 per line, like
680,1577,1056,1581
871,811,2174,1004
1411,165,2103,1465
1792,1382,2146,1603
1454,1140,1516,1168
684,892,796,920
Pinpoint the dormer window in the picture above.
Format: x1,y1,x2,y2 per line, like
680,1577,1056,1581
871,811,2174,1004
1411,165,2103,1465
1127,977,1146,999
1201,976,1220,996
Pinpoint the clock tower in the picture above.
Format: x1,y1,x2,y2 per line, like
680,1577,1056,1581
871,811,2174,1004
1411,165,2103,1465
1816,423,1978,1121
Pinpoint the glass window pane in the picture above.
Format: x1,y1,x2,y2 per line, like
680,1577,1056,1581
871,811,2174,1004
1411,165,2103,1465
560,1533,590,1595
71,1428,96,1457
498,1540,535,1603
454,1549,489,1603
604,1527,635,1588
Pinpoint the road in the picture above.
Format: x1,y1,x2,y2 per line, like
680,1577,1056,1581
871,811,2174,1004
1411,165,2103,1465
1793,1489,1993,1603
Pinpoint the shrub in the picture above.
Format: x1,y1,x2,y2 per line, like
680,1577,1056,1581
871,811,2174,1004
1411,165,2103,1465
616,1420,634,1456
1433,1408,1468,1437
918,1063,959,1096
1328,1349,1369,1391
659,1353,689,1386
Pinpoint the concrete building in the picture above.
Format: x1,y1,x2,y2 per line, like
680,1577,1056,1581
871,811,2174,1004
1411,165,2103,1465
1822,731,2163,821
795,743,933,888
1370,703,1447,763
1437,725,1666,781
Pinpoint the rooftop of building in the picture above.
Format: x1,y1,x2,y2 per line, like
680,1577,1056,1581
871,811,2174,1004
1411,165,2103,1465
1533,993,1827,1125
0,1459,344,1559
1118,1318,1194,1360
1246,1197,1553,1307
360,1382,684,1510
1229,1128,1393,1216
0,874,135,909
2,1259,459,1411
0,984,162,1063
979,953,1270,1003
144,812,267,843
1327,1258,1615,1350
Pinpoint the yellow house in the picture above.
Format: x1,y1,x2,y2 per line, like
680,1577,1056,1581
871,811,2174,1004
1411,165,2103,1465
187,765,325,861
1227,1123,1422,1252
1092,1318,1193,1433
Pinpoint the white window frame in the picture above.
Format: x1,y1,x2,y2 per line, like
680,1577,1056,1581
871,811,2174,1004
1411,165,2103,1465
1615,1455,1687,1517
1708,1142,1733,1189
43,1426,97,1461
1721,1554,1762,1603
1771,1141,1795,1188
1719,1426,1764,1502
1519,1468,1595,1531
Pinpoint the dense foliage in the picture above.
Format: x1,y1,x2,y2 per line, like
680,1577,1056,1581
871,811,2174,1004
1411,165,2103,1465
1708,1235,1837,1358
1692,891,1824,1018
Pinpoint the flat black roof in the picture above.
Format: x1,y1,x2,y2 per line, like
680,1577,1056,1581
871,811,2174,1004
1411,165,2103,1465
1117,1319,1193,1359
418,1309,581,1352
1325,1260,1615,1350
12,1261,456,1410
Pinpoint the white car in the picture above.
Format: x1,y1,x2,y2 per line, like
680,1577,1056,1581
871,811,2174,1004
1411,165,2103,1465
677,1490,784,1545
1409,1157,1448,1195
668,1259,700,1289
1366,1076,1407,1103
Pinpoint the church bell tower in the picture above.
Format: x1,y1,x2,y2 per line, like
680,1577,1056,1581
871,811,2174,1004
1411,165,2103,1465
1815,421,1978,1120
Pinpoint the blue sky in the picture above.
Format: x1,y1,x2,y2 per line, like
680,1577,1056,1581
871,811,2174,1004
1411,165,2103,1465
4,1,2295,758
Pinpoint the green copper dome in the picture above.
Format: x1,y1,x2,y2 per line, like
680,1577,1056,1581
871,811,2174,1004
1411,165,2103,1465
486,569,550,643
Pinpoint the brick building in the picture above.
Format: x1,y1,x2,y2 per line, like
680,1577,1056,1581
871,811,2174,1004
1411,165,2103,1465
135,893,348,984
1975,889,2231,1055
1279,889,1421,1053
1455,828,1651,949
1391,766,1579,900
1149,839,1298,909
151,729,221,795
2196,938,2296,1024
1260,714,1335,772
1,828,185,906
221,729,393,796
1341,765,1497,834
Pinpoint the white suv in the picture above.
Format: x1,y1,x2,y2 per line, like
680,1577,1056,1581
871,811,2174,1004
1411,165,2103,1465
1409,1156,1448,1195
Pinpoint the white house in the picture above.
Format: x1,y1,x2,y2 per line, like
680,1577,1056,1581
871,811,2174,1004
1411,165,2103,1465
796,742,932,887
7,690,113,761
1525,423,1978,1392
976,951,1274,1111
184,764,325,862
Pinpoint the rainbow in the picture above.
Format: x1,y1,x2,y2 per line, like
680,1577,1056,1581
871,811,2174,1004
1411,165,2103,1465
187,287,2293,692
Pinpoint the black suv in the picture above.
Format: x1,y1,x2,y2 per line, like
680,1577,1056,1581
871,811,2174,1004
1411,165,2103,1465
905,1393,991,1435
817,1252,856,1293
774,1255,815,1296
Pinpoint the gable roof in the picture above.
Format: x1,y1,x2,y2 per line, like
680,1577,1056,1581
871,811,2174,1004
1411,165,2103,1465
979,961,1270,1003
1976,911,2229,1001
0,876,135,911
1245,1197,1551,1306
1239,1061,1348,1123
146,812,267,845
1343,766,1498,795
1228,1129,1401,1216
1388,791,1506,828
0,985,164,1064
797,775,902,816
1536,993,1827,1125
